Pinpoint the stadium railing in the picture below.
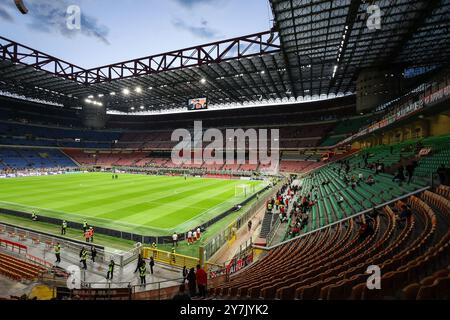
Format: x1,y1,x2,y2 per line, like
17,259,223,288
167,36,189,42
141,247,200,270
0,237,27,254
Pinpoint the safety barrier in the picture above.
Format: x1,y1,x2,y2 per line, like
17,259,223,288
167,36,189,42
141,247,200,270
202,178,287,261
0,238,27,254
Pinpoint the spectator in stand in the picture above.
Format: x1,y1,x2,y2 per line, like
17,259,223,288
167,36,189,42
134,254,144,273
437,164,447,186
366,175,375,186
398,204,413,223
358,220,374,242
173,284,191,301
196,264,207,298
406,161,417,184
393,166,406,184
149,257,155,275
358,173,364,182
90,246,97,263
187,268,197,297
446,166,450,187
182,266,188,282
337,195,344,206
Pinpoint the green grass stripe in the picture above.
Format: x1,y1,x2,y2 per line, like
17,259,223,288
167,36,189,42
0,173,264,236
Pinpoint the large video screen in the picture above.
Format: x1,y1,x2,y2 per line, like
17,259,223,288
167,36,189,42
188,97,208,111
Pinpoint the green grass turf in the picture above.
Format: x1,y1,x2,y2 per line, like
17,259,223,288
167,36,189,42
0,173,264,236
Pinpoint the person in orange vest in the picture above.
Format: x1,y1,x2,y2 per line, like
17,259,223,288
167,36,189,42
84,229,90,242
89,227,94,243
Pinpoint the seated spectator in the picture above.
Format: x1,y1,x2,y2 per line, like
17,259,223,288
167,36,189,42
366,175,375,186
398,204,412,221
392,166,406,184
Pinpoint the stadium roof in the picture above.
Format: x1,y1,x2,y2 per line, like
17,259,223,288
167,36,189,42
0,0,449,114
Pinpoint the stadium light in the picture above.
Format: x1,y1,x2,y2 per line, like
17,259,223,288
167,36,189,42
148,87,153,90
123,88,130,95
200,78,206,84
135,87,142,93
140,105,145,110
98,94,104,98
110,92,116,96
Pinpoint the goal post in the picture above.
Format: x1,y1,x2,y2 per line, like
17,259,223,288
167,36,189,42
235,184,255,198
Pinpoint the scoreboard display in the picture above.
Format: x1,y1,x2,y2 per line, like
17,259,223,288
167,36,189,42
188,97,208,110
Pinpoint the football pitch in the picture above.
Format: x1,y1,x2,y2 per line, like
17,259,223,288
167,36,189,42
0,173,264,236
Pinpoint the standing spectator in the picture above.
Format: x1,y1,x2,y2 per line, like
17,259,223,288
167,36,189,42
173,284,191,300
90,246,97,263
247,220,252,232
187,268,197,297
182,266,188,282
82,220,88,233
437,164,447,185
192,230,197,243
196,264,207,298
393,166,406,184
406,162,416,184
149,257,155,275
134,254,143,273
172,232,178,247
196,227,201,240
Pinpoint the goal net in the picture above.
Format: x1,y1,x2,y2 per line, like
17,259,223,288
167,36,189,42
235,184,255,198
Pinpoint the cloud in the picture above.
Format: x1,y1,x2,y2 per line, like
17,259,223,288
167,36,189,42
0,5,13,22
0,0,14,22
172,0,219,8
0,0,110,45
172,18,221,39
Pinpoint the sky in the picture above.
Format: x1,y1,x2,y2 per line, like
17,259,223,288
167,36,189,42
0,0,273,68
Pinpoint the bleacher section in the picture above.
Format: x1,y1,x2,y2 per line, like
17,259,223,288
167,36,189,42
0,251,47,281
321,115,372,147
210,190,449,299
0,121,120,149
0,148,76,170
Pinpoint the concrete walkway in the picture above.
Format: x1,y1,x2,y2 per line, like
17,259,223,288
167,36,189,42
0,233,182,295
208,205,266,265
